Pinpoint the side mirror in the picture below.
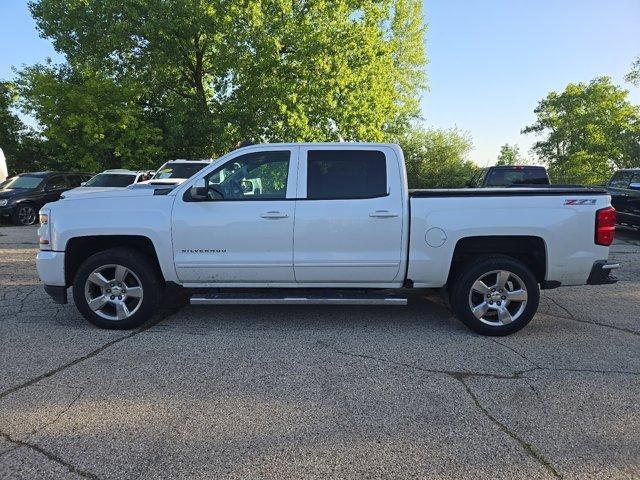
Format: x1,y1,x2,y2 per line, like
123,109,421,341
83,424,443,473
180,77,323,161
80,182,86,186
629,183,640,191
190,178,207,200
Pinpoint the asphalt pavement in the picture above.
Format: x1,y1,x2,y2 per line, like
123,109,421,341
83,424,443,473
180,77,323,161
0,224,638,479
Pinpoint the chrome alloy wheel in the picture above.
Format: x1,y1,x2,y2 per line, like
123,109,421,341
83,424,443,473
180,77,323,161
468,270,528,326
18,205,37,225
84,264,144,321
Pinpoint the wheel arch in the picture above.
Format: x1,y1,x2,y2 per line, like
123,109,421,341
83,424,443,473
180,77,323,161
447,235,547,286
64,235,163,286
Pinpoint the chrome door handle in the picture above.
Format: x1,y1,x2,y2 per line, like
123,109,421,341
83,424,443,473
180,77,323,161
261,211,289,219
369,210,399,218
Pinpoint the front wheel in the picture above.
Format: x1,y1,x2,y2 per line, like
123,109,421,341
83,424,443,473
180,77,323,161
73,248,163,329
449,255,540,336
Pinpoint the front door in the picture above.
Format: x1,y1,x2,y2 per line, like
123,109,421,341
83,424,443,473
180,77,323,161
172,147,298,284
293,147,405,284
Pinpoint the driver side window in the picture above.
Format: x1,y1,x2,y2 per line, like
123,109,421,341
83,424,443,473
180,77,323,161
204,151,290,200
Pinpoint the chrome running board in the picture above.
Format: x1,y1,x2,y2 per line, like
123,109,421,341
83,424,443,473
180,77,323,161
190,293,407,306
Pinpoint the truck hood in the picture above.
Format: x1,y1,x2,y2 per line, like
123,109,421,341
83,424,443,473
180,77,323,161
59,184,174,201
136,178,186,186
61,186,130,198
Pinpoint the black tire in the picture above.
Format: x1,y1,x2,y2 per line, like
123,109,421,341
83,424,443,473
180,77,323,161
449,255,540,336
11,203,38,226
73,248,163,329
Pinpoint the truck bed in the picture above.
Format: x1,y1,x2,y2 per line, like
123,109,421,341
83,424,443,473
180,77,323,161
409,187,608,197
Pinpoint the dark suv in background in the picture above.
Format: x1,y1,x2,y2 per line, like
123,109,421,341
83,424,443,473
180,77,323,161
0,172,92,226
468,165,551,188
606,168,640,228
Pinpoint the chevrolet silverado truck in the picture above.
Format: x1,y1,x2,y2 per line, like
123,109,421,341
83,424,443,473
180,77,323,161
36,143,619,336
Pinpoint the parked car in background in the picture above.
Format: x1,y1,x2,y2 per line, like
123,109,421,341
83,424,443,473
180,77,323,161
62,169,154,198
606,168,640,228
36,143,618,336
141,159,212,186
0,171,92,225
468,166,550,188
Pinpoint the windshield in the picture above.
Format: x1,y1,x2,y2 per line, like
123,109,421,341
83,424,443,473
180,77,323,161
2,175,43,190
85,173,137,187
152,163,207,180
485,169,549,187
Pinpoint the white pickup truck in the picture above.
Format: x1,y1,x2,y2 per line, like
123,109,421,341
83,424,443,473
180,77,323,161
36,143,619,335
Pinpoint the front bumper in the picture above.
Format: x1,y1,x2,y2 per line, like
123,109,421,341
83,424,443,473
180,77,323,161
0,205,13,217
37,250,69,304
586,260,619,285
36,250,66,286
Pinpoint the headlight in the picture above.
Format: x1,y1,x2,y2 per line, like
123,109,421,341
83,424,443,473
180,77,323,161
38,209,52,249
0,199,7,207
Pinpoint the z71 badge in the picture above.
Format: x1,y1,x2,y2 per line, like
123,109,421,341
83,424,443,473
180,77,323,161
564,199,596,205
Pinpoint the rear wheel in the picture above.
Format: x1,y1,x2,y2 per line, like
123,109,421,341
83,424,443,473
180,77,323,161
73,248,162,329
12,203,38,226
450,255,540,336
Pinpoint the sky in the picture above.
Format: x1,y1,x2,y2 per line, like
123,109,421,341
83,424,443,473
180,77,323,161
1,0,639,166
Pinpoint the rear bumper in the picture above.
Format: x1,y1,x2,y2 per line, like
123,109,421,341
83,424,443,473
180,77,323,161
586,260,619,285
44,285,68,304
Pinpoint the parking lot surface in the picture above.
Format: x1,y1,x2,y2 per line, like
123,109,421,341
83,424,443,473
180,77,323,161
0,224,638,479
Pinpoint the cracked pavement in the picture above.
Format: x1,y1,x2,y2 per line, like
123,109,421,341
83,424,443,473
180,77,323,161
0,224,639,479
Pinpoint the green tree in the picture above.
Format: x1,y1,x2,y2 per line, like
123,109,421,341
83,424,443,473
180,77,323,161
0,81,52,174
0,82,25,171
495,143,522,166
18,65,165,172
625,56,640,86
522,77,640,184
28,0,427,162
395,127,478,188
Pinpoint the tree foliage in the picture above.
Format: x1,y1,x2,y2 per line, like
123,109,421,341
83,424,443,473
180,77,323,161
0,81,52,174
625,56,640,87
495,143,522,166
522,77,640,184
27,0,427,166
395,127,478,188
0,82,23,164
18,65,164,172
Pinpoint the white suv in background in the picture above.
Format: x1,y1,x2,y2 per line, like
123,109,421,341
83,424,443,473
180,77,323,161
62,169,154,198
141,159,212,186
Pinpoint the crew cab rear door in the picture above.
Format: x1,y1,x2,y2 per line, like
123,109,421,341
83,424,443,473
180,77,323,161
293,146,405,284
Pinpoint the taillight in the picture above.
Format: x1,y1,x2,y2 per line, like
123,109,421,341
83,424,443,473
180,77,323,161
595,207,616,246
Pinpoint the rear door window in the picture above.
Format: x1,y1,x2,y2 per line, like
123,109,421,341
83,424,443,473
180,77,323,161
306,150,387,199
45,176,69,190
